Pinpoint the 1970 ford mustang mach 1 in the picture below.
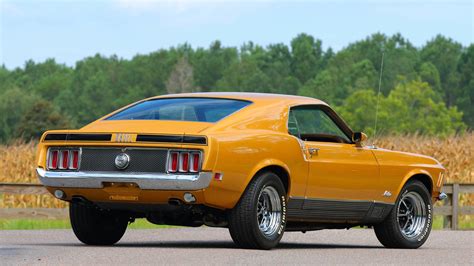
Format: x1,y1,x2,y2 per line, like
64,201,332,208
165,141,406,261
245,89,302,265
36,93,446,249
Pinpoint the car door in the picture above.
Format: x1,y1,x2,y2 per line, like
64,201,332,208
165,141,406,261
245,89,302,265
288,105,380,220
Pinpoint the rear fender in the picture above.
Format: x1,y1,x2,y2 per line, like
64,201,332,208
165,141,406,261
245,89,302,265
245,158,291,192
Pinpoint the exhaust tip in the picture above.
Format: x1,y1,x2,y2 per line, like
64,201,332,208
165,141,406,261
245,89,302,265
168,198,182,206
183,192,196,203
54,189,66,199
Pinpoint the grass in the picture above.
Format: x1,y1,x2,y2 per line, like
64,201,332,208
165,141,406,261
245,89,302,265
0,218,174,230
0,216,472,230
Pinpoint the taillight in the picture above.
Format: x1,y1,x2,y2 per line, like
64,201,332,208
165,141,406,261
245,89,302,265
168,152,179,172
180,152,190,172
49,150,59,169
70,150,79,170
47,148,80,170
190,153,200,172
60,150,69,169
168,150,201,173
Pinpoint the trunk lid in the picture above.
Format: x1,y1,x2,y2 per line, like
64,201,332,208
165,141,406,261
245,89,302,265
80,120,212,135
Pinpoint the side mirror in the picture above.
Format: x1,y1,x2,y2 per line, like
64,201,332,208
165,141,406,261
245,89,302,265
352,132,368,143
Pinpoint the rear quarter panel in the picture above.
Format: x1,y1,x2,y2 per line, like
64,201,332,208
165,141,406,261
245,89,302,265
203,130,307,209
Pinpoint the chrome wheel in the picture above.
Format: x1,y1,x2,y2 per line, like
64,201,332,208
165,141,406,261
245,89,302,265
397,191,427,238
256,186,282,237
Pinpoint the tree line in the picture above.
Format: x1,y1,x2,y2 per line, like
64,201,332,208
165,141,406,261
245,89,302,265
0,33,472,142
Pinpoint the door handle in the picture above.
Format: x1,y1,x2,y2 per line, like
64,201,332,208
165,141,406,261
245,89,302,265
308,147,320,155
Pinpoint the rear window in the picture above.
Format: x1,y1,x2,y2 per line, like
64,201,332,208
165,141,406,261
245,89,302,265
106,98,252,123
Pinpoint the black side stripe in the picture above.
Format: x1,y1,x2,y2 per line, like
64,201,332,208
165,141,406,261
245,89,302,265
287,197,393,223
44,134,112,141
136,135,207,145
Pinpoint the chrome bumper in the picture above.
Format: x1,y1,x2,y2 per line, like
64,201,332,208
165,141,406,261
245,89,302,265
36,168,213,190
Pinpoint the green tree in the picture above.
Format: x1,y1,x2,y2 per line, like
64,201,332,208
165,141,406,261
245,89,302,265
0,88,38,142
336,89,378,135
298,70,338,104
216,55,271,92
339,80,466,136
419,62,442,94
0,33,470,142
17,100,71,141
192,41,238,91
457,44,474,128
291,33,324,84
332,33,419,95
421,35,462,107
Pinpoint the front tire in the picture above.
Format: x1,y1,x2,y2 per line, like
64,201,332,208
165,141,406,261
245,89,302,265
228,172,287,250
374,180,432,249
70,202,129,245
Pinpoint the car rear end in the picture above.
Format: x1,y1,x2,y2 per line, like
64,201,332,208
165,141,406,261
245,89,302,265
36,130,215,206
36,97,252,208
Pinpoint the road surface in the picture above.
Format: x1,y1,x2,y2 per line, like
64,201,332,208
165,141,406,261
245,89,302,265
0,228,472,265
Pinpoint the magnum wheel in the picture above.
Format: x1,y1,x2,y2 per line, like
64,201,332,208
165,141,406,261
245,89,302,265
374,180,432,249
69,202,129,245
228,172,287,250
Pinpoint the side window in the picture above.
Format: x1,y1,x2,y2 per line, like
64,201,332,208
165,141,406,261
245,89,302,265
288,106,351,143
288,110,300,137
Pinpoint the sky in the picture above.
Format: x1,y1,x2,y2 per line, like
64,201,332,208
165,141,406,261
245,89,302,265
0,0,472,69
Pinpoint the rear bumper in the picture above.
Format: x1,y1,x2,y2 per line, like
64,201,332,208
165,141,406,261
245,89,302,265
36,168,213,190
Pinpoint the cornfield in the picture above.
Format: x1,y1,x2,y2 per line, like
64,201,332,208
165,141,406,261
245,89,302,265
373,133,474,184
1,134,473,209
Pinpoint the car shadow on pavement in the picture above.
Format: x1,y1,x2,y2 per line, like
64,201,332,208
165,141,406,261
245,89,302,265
31,241,381,249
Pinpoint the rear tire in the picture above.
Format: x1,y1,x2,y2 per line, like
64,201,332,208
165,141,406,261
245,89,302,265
70,202,128,245
228,172,287,250
374,180,432,249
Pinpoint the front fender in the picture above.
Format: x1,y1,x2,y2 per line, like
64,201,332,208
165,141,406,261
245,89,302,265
395,168,434,198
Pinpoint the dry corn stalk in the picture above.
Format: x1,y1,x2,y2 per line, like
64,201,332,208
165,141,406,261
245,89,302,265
0,135,473,209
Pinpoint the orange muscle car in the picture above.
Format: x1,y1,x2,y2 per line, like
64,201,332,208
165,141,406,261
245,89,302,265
36,93,446,249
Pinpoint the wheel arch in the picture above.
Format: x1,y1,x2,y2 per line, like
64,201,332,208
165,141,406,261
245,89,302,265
246,159,291,196
398,170,434,197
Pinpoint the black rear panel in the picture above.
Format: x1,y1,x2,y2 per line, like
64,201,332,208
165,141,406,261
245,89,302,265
80,148,168,173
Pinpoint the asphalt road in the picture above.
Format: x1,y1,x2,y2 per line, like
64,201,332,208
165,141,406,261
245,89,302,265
0,228,472,265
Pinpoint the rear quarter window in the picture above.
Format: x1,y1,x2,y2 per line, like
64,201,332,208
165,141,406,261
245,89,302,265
106,97,252,123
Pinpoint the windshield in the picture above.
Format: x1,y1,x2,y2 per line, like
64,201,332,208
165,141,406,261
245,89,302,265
106,97,252,123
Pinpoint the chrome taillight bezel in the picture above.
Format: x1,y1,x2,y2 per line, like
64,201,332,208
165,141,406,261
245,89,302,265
167,149,202,174
46,147,82,171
